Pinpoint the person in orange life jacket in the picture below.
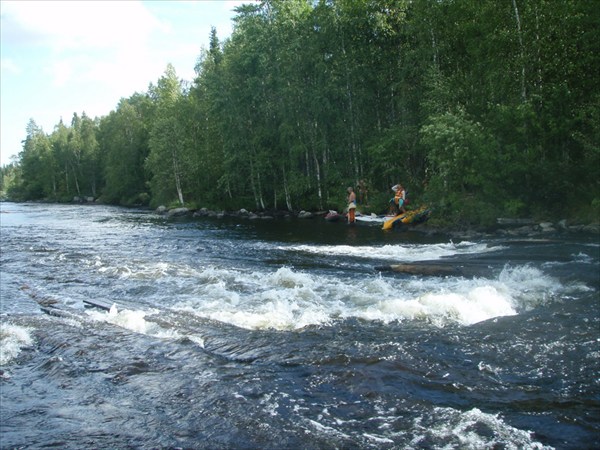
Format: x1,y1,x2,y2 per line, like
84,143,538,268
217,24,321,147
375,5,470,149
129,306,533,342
390,183,406,214
347,187,357,223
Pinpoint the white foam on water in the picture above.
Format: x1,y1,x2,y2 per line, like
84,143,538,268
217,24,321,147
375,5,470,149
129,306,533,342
497,265,565,310
172,261,574,330
573,252,595,263
371,264,568,326
96,260,178,280
0,323,34,365
173,267,336,330
363,433,395,444
283,241,498,262
186,334,206,348
85,304,207,347
85,305,174,338
306,418,352,440
364,285,517,326
87,304,151,334
412,407,553,449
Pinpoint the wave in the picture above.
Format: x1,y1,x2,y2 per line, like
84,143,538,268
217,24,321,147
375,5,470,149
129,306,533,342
411,407,552,449
78,241,583,333
167,264,569,331
0,323,34,365
100,264,563,332
282,241,499,262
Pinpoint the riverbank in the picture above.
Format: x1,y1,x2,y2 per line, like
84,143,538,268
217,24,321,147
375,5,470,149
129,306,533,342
2,199,598,239
153,204,600,240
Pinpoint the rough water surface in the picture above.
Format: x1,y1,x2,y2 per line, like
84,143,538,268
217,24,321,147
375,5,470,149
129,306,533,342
1,202,598,449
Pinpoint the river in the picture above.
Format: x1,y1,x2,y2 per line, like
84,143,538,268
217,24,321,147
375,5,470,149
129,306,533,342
1,202,598,449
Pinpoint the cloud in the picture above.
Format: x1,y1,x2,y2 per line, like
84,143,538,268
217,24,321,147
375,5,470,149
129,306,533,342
2,1,167,52
1,58,21,75
47,60,74,87
2,0,256,89
0,0,257,166
2,1,168,88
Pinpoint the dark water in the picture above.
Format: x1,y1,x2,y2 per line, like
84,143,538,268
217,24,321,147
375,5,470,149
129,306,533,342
1,202,598,449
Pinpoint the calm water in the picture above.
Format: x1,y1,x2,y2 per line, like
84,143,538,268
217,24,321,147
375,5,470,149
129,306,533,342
1,202,598,449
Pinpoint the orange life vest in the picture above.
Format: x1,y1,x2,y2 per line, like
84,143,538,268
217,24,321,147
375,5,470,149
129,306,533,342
394,188,405,204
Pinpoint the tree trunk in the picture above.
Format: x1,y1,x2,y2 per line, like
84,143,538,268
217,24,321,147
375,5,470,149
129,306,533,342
512,0,527,102
90,160,97,197
312,148,323,210
343,60,360,180
70,162,81,196
172,146,184,206
250,147,265,210
534,5,543,97
257,169,265,210
282,166,293,211
249,158,260,210
304,148,311,189
430,28,438,68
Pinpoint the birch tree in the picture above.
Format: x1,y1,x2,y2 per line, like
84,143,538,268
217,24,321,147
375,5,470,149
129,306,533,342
146,64,187,206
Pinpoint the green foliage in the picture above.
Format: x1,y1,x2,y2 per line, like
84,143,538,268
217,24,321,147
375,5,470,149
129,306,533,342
0,163,22,200
503,199,527,218
5,0,598,227
99,94,152,205
421,108,496,197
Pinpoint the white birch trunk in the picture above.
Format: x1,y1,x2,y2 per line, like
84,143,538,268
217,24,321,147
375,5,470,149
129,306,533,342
282,167,293,211
312,148,323,210
512,0,527,102
249,158,260,210
172,146,184,206
70,162,81,196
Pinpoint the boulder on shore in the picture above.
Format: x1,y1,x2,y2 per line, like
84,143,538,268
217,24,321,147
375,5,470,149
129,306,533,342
539,222,556,233
193,208,210,217
167,207,190,217
496,218,535,226
298,210,313,219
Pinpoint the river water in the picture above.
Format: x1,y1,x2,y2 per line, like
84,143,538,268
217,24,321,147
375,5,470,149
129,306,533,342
1,202,598,449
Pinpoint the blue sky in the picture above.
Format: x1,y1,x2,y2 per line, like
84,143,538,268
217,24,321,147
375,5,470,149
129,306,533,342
1,0,253,166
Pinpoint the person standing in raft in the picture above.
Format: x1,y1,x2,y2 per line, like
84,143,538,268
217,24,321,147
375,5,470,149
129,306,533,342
347,187,357,224
390,183,406,215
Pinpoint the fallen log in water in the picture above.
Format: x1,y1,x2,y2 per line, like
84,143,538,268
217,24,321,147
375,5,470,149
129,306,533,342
82,298,114,311
21,284,114,315
374,263,486,277
375,263,462,276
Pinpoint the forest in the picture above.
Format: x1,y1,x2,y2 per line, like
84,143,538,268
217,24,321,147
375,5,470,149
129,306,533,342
1,0,598,226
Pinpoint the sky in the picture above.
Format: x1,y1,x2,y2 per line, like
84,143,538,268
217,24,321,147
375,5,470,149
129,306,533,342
0,0,253,166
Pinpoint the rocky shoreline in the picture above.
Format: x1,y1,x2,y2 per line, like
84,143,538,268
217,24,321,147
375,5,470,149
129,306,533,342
434,219,600,240
154,205,600,239
4,199,598,238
